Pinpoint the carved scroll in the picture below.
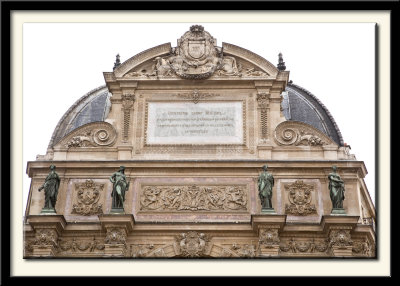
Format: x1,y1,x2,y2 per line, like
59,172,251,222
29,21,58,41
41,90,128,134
274,121,335,146
139,184,248,212
58,122,117,149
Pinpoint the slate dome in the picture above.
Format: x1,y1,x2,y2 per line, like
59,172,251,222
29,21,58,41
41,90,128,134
49,82,344,148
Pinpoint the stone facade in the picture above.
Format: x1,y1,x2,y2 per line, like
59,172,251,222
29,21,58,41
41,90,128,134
24,26,375,258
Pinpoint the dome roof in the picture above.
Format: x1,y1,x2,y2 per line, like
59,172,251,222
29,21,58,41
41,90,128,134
49,83,344,148
283,82,344,146
48,85,111,148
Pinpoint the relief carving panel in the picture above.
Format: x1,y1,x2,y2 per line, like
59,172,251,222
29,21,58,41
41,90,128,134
139,184,248,212
71,179,104,216
284,180,317,216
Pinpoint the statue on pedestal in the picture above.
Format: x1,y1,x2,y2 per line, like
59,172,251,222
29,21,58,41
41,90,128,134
38,165,60,213
328,165,346,213
109,166,130,212
258,164,275,212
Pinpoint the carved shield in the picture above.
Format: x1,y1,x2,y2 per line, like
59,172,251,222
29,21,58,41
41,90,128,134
188,40,206,59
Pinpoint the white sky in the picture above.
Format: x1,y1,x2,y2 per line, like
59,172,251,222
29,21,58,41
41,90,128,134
23,22,376,214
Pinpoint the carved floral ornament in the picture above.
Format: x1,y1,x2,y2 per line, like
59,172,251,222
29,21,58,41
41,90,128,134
59,237,105,253
328,229,353,249
284,180,317,216
34,229,58,247
123,25,269,80
72,179,104,216
280,238,329,254
175,231,210,257
258,228,280,248
174,89,220,104
274,121,335,147
104,228,127,245
139,184,248,212
59,122,117,149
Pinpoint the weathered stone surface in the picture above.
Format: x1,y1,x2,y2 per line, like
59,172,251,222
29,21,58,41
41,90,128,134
24,25,375,259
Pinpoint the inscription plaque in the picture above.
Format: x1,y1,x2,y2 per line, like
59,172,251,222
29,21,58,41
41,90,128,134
146,102,244,144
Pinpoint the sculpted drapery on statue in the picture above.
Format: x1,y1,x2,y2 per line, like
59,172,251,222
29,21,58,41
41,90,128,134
38,165,60,213
328,165,345,210
110,166,130,211
258,165,274,210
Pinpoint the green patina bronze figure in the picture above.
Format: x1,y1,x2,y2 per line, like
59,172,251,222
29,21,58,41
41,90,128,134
328,165,346,213
258,164,275,212
110,166,130,212
38,164,60,213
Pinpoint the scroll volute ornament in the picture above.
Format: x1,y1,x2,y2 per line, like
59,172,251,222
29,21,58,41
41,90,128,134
274,121,335,146
57,122,117,149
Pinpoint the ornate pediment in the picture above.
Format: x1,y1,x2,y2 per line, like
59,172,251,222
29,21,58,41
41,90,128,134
114,25,280,81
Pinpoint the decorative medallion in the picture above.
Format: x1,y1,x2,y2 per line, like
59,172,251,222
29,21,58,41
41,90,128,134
175,89,219,104
176,231,210,257
258,228,280,248
284,180,317,216
72,179,104,216
328,229,353,249
104,228,127,245
33,229,58,247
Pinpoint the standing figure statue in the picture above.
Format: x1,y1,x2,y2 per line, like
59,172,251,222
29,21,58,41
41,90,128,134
328,165,345,210
258,164,275,211
38,164,60,213
110,166,130,211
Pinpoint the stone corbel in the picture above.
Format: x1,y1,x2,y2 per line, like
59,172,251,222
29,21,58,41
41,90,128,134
251,214,286,257
321,215,359,257
26,215,67,257
98,214,135,257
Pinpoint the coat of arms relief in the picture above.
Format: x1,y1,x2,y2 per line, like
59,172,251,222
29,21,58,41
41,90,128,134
124,25,266,79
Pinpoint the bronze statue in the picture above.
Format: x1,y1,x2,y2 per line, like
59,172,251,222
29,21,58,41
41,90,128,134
258,164,274,210
110,166,130,210
328,165,345,209
38,164,60,212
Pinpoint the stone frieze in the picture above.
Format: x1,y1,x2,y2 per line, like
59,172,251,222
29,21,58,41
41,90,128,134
139,184,248,212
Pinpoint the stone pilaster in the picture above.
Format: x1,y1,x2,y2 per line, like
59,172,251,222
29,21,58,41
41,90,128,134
98,214,135,257
26,215,67,257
